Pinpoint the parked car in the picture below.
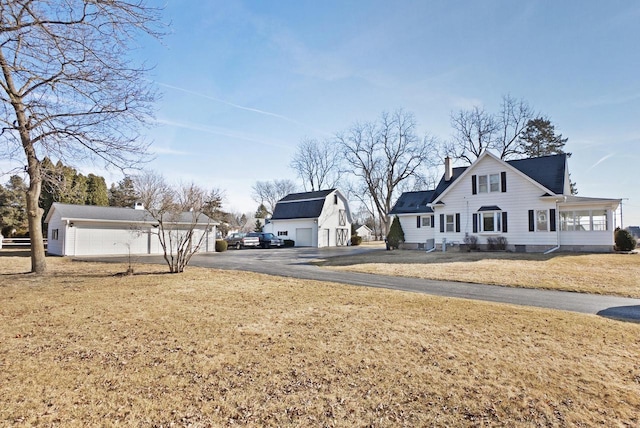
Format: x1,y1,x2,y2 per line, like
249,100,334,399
247,232,284,249
224,232,260,250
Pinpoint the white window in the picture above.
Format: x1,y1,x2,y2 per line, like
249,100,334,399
477,174,500,193
445,214,455,232
560,210,609,232
489,174,500,192
592,210,608,231
480,212,501,232
277,231,288,236
478,175,488,193
536,210,548,231
51,229,59,240
421,216,431,227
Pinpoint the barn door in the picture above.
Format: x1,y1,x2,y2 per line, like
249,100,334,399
336,228,349,246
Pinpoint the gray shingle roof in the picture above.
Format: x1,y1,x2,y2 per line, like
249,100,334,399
47,203,215,225
271,189,336,220
279,189,335,202
389,190,435,214
507,154,567,194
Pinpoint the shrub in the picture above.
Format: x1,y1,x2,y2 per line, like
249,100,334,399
351,235,362,246
283,239,295,247
464,234,479,251
386,216,405,250
615,228,637,251
215,239,227,252
486,236,508,251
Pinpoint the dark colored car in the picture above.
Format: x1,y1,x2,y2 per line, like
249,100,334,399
224,232,260,249
246,232,284,249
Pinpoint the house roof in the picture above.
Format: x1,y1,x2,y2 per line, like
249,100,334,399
45,203,216,225
279,189,335,202
390,153,572,215
507,154,567,195
271,189,336,220
389,190,436,214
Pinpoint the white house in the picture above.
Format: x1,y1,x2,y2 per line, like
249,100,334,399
355,225,373,242
389,152,621,252
45,203,218,256
263,189,352,247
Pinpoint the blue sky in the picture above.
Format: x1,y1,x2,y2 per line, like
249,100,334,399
135,0,639,225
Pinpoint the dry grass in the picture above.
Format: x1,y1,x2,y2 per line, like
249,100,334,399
318,250,640,298
1,256,640,426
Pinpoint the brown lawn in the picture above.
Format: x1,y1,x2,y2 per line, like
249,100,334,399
1,256,639,426
317,250,640,298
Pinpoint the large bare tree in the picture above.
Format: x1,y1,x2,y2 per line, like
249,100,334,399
337,109,438,235
0,0,163,273
290,137,343,191
447,95,533,164
251,179,298,215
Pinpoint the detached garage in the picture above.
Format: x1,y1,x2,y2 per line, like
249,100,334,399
45,203,218,256
263,189,353,247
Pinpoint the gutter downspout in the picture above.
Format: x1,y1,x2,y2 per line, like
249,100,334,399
425,246,437,253
544,198,562,254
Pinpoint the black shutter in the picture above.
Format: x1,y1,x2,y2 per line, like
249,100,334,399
502,212,508,233
501,171,507,192
472,175,477,195
550,209,556,232
455,213,460,232
417,216,421,229
431,215,435,228
440,214,445,233
528,210,535,232
473,213,478,233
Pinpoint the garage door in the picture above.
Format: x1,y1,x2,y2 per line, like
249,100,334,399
75,226,148,255
295,228,313,247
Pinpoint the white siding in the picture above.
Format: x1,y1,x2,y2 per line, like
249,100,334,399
268,219,317,247
435,155,559,249
46,214,65,256
317,191,352,247
432,154,616,250
396,214,436,245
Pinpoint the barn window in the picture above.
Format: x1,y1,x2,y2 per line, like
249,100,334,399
51,229,59,240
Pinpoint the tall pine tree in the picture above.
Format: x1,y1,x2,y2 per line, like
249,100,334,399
519,118,569,158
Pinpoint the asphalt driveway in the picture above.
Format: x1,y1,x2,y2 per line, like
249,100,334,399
86,245,640,322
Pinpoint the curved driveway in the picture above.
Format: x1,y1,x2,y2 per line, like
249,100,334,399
183,246,640,323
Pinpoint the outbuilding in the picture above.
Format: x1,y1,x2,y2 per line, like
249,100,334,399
45,202,218,256
263,189,353,247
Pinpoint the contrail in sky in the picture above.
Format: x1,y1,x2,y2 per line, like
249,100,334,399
587,153,616,172
156,81,305,126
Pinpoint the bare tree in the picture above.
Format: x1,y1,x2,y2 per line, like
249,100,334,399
337,109,438,235
251,179,298,215
447,106,497,164
0,1,163,273
290,137,343,191
134,172,214,273
494,95,534,160
447,95,534,164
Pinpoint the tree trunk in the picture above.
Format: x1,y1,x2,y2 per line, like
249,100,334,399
25,156,46,274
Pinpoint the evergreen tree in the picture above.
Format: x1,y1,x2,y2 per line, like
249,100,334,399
0,175,29,236
255,203,269,219
85,174,109,206
386,215,405,250
108,176,138,207
519,118,570,158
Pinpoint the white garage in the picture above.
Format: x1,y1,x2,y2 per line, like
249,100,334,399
263,189,353,248
45,203,217,257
